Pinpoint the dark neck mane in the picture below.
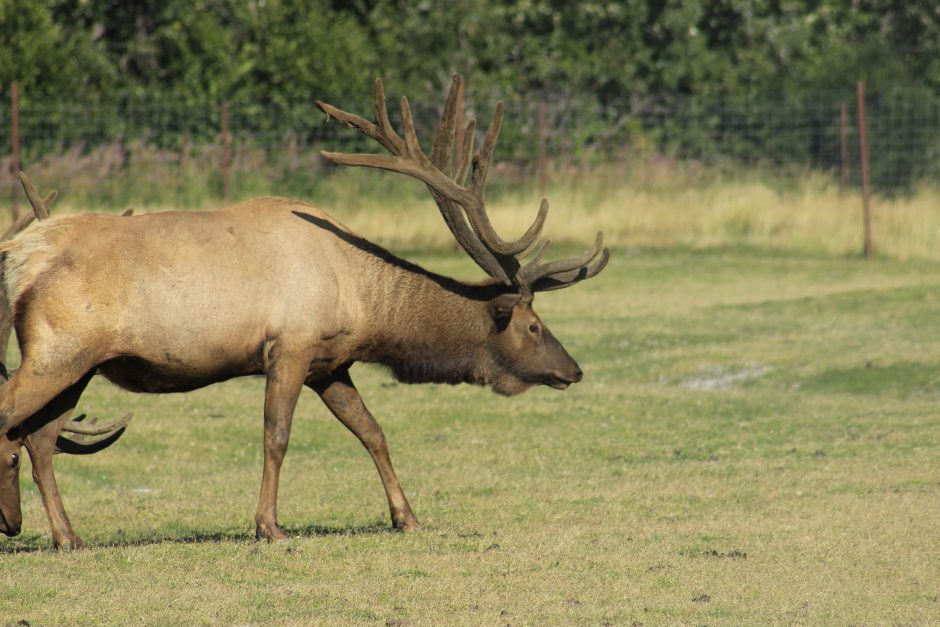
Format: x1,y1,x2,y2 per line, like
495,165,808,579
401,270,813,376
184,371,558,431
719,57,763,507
359,263,509,386
292,209,515,387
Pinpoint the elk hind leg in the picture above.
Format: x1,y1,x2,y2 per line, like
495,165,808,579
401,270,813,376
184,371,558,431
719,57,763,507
22,372,94,551
254,350,309,542
311,369,419,531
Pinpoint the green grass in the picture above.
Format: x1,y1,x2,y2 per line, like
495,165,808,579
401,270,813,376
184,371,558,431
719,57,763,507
2,247,940,624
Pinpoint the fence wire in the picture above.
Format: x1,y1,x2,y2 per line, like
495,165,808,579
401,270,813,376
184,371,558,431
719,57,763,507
2,88,939,211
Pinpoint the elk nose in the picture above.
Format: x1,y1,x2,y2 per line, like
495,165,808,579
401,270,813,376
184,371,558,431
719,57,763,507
0,511,19,537
574,367,583,383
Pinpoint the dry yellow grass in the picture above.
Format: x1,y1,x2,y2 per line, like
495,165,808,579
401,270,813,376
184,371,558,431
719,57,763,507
10,157,940,261
275,160,940,261
329,175,940,263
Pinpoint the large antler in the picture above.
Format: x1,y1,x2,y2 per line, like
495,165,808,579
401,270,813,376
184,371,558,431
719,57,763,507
316,75,609,299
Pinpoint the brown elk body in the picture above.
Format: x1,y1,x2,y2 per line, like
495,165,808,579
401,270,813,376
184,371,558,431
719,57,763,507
0,76,607,549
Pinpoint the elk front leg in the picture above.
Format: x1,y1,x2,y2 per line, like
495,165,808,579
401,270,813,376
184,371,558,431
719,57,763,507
310,369,419,531
22,373,94,551
254,349,309,542
0,362,92,439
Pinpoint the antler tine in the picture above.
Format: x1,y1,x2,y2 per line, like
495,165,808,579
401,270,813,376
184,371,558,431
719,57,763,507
18,172,54,220
444,102,548,258
315,80,405,156
430,74,462,175
522,234,552,267
54,412,133,455
454,118,477,186
2,174,57,242
469,102,502,197
520,232,610,293
460,185,547,257
400,96,433,168
532,247,610,292
61,412,133,436
317,100,386,152
373,78,406,155
520,232,604,282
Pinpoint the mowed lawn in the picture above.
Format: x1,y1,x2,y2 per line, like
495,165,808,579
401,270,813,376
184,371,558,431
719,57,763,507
1,246,938,624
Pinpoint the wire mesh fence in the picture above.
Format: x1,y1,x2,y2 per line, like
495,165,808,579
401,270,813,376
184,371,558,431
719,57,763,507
2,86,940,214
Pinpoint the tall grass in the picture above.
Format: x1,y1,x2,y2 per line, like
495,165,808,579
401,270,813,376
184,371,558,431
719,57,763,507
6,143,940,260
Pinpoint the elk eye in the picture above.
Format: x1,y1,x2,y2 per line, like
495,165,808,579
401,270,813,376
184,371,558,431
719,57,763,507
10,453,18,469
528,323,540,334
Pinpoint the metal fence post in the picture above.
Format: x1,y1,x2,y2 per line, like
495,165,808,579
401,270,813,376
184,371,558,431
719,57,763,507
856,81,873,258
537,100,548,198
839,101,848,195
221,101,231,205
10,81,20,222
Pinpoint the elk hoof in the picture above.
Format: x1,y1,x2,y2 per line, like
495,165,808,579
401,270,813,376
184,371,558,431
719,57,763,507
54,534,85,552
255,523,288,543
393,516,421,533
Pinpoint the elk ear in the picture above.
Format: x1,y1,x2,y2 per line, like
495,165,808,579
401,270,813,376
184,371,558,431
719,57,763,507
488,293,522,328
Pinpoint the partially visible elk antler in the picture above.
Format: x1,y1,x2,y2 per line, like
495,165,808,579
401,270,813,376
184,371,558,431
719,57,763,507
54,413,133,455
316,75,609,300
2,173,133,456
1,173,56,242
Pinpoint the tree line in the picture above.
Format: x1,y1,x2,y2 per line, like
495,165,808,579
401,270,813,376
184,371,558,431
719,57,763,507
3,0,940,106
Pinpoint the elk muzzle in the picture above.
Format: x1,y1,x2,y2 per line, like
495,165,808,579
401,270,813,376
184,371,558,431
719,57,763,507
0,504,21,537
538,326,583,390
544,362,583,390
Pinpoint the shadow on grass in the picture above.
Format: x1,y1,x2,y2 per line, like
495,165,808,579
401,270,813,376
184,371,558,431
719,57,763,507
0,520,393,554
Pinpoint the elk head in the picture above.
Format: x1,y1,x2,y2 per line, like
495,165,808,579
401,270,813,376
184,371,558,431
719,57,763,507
0,408,133,538
317,75,608,395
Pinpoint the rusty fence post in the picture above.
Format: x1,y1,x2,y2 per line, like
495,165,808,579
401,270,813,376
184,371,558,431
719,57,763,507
537,100,548,198
221,101,231,205
839,101,848,196
856,81,873,258
10,81,20,222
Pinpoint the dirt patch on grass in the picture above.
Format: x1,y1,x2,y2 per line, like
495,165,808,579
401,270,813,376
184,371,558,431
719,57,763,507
676,364,771,390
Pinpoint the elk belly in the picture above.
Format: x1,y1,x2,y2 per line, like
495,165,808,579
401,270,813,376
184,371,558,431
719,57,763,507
97,346,264,394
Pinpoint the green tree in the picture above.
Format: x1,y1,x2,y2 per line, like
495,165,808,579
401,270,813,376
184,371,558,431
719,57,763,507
0,0,114,98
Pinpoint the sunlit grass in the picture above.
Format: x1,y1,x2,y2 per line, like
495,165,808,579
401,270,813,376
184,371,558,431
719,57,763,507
1,248,939,623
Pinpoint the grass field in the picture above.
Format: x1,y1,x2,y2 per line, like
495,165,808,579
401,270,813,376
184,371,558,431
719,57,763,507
0,244,938,624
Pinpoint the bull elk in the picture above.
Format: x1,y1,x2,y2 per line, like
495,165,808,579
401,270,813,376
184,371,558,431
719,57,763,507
0,75,608,549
